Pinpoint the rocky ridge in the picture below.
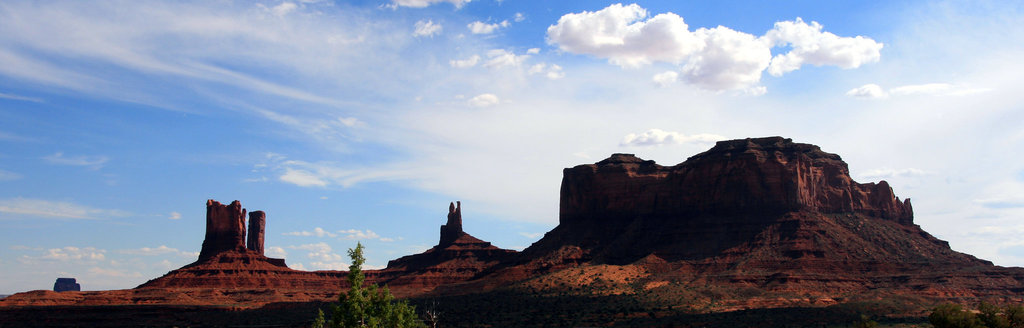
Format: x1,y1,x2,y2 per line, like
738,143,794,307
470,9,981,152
381,201,517,294
3,136,1023,310
0,199,513,307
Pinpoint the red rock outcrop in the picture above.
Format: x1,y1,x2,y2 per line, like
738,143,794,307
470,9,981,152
1,200,515,307
247,210,265,255
559,137,913,227
52,278,80,292
382,201,517,294
511,136,1023,301
439,201,463,245
198,200,247,261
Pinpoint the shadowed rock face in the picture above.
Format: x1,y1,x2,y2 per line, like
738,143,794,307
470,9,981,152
439,201,463,246
559,137,913,227
199,200,247,261
53,278,80,292
524,137,960,267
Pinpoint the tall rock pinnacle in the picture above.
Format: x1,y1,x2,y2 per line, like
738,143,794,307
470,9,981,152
439,201,463,246
247,211,266,255
199,199,247,261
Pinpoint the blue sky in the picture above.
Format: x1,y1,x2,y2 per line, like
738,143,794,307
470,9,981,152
1,0,1023,294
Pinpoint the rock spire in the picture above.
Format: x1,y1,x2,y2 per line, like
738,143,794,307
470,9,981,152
439,201,463,246
247,210,266,255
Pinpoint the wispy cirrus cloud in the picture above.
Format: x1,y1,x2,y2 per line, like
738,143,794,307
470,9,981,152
621,129,725,147
284,227,388,241
36,246,106,262
0,169,21,181
0,197,130,220
846,83,991,99
388,0,470,9
858,167,931,180
0,92,43,103
118,245,197,258
43,152,109,169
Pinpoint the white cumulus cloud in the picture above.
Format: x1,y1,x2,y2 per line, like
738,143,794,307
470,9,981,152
652,71,679,87
467,20,509,34
284,227,337,238
413,19,442,37
118,245,196,257
527,63,565,80
40,246,106,261
764,18,883,76
467,93,499,107
290,242,342,263
845,83,888,99
621,129,725,147
338,229,381,240
547,4,881,91
482,49,530,68
265,246,287,258
449,55,480,68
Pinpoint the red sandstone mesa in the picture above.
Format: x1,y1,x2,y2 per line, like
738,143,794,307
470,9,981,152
506,137,1022,304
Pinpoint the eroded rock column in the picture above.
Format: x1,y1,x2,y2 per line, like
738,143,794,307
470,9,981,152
247,210,265,255
199,199,247,261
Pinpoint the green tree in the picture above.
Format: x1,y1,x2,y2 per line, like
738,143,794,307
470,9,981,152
929,303,981,328
851,314,877,328
316,242,425,328
979,302,1011,328
1007,304,1024,328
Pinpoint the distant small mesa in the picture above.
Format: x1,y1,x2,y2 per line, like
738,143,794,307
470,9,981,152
53,278,80,292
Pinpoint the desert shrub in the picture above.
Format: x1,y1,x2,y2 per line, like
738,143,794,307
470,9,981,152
1007,305,1024,328
851,314,877,328
929,303,981,328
